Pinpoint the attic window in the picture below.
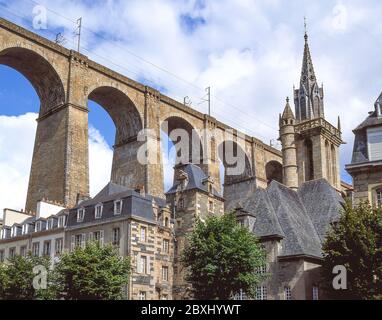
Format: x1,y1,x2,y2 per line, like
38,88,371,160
77,208,85,222
95,204,103,219
47,218,54,230
58,215,66,228
114,200,123,215
35,221,42,232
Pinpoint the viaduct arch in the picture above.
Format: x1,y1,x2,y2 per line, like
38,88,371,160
0,18,282,212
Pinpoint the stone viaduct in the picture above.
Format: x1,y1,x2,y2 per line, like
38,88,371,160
0,18,282,212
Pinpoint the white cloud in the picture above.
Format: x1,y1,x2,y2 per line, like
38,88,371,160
0,114,113,218
0,113,37,217
88,125,113,197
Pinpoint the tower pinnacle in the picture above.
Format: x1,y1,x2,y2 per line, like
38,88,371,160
293,27,325,122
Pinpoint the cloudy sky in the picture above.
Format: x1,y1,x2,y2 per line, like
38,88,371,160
1,0,382,216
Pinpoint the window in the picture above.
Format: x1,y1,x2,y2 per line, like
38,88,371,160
255,286,267,300
312,286,319,300
114,200,123,215
9,247,16,259
178,198,184,209
376,189,382,207
0,250,4,262
11,226,18,237
256,264,267,274
161,294,168,300
284,286,292,300
58,215,66,228
73,234,85,249
55,238,63,256
367,127,382,161
209,200,214,212
47,218,54,230
32,242,40,257
77,208,85,222
162,266,169,281
138,255,147,274
35,221,42,232
91,230,104,245
112,228,120,246
162,239,169,254
95,204,103,219
164,217,169,228
22,224,28,235
20,246,27,257
233,289,247,300
140,226,147,242
43,241,51,256
139,291,146,300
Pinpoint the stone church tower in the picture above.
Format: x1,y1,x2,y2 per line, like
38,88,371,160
279,32,343,191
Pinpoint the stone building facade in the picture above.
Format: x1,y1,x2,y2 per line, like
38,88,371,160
165,164,225,299
65,183,174,300
346,91,382,206
0,202,67,263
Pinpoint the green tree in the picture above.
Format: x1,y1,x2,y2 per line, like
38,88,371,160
0,262,9,298
182,213,267,300
322,202,382,300
0,253,53,300
53,242,130,300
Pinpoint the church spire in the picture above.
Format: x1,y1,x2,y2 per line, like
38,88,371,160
294,19,325,122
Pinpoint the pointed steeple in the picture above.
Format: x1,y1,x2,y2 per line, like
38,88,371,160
294,20,325,122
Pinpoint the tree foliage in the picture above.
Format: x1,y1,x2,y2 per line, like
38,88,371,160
52,242,131,300
182,213,267,300
322,202,382,300
0,253,53,300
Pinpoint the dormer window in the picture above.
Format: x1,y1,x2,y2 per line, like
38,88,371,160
11,226,17,237
95,204,103,219
58,215,66,228
47,218,54,230
114,200,123,215
35,221,42,232
77,208,85,222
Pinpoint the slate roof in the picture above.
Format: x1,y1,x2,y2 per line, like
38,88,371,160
353,110,382,132
68,182,166,228
226,179,344,259
165,164,222,197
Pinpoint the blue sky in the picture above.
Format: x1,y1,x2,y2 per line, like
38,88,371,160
2,0,382,214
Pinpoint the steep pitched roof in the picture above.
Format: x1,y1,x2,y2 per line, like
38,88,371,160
298,179,344,242
226,179,344,259
166,164,221,197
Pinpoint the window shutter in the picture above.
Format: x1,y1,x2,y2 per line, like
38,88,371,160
71,235,75,251
81,234,86,248
100,230,104,246
137,256,142,273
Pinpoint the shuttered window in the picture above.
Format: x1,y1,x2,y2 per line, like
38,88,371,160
368,128,382,161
